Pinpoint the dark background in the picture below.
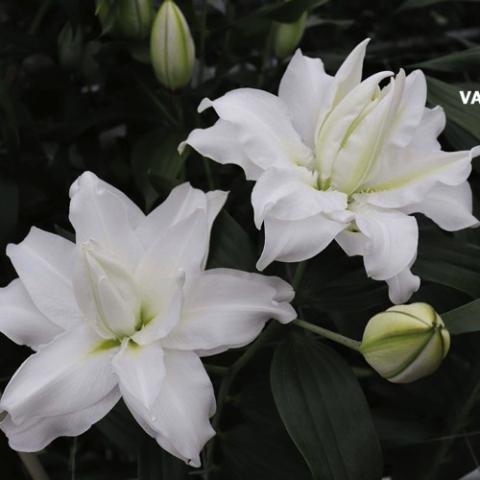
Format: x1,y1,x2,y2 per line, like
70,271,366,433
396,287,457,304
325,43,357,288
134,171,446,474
2,0,480,478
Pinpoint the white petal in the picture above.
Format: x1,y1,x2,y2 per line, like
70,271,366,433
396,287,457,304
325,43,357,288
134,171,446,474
131,279,183,345
73,244,140,339
353,205,419,281
123,350,215,467
205,190,228,232
162,269,296,356
1,388,120,452
409,106,445,151
198,88,312,171
385,267,420,304
181,121,263,180
257,213,349,270
359,147,474,209
0,323,118,423
278,49,334,147
314,71,393,186
335,218,420,304
69,172,144,267
135,209,209,282
331,71,406,195
113,341,165,410
6,227,81,330
335,229,367,257
136,182,227,250
0,279,61,350
251,167,347,228
333,38,370,104
387,70,427,148
133,211,213,343
404,182,479,231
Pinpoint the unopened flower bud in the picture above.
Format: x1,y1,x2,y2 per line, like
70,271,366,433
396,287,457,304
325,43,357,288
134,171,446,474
273,13,307,59
360,303,450,384
151,0,195,90
96,0,153,39
58,23,83,72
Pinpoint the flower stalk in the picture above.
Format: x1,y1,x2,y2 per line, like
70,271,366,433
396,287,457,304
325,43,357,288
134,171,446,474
293,318,361,351
17,453,50,480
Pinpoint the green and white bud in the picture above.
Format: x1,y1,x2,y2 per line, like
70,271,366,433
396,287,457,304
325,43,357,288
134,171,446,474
272,13,307,59
95,0,153,39
360,303,450,384
151,0,195,90
58,23,84,72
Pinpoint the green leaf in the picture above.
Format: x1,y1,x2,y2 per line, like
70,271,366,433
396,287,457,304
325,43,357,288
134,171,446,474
398,0,479,11
271,332,383,480
137,435,187,480
219,377,311,480
207,211,257,271
0,176,18,247
442,299,480,334
263,0,329,22
131,129,186,210
414,259,480,298
414,233,480,298
96,401,143,453
411,46,480,72
426,76,480,141
444,121,479,150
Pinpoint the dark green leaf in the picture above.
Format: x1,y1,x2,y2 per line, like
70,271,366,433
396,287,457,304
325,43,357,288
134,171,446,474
414,259,480,298
0,177,18,247
398,0,479,11
442,299,480,334
207,211,257,271
263,0,330,22
444,121,479,150
96,401,143,454
271,332,383,480
426,76,480,141
218,377,311,480
137,435,187,480
414,233,480,297
410,46,480,72
131,129,186,210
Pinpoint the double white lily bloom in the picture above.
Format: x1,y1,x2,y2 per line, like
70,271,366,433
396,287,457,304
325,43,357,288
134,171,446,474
0,172,295,465
184,39,479,303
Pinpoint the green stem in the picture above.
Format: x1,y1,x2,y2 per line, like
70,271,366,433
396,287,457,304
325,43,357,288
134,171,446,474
292,261,307,290
215,321,281,426
69,438,77,480
134,75,179,127
204,262,307,478
0,387,51,480
256,25,274,88
17,453,50,480
28,0,51,35
197,0,208,85
204,321,281,479
293,318,362,352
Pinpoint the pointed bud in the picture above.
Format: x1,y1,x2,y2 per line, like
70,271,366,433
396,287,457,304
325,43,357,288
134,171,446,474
78,242,141,339
151,0,195,90
360,303,450,383
272,13,307,59
58,23,84,72
95,0,153,39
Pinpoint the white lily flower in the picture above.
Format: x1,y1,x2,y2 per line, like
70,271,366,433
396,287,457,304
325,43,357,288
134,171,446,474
182,39,479,303
0,172,295,466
